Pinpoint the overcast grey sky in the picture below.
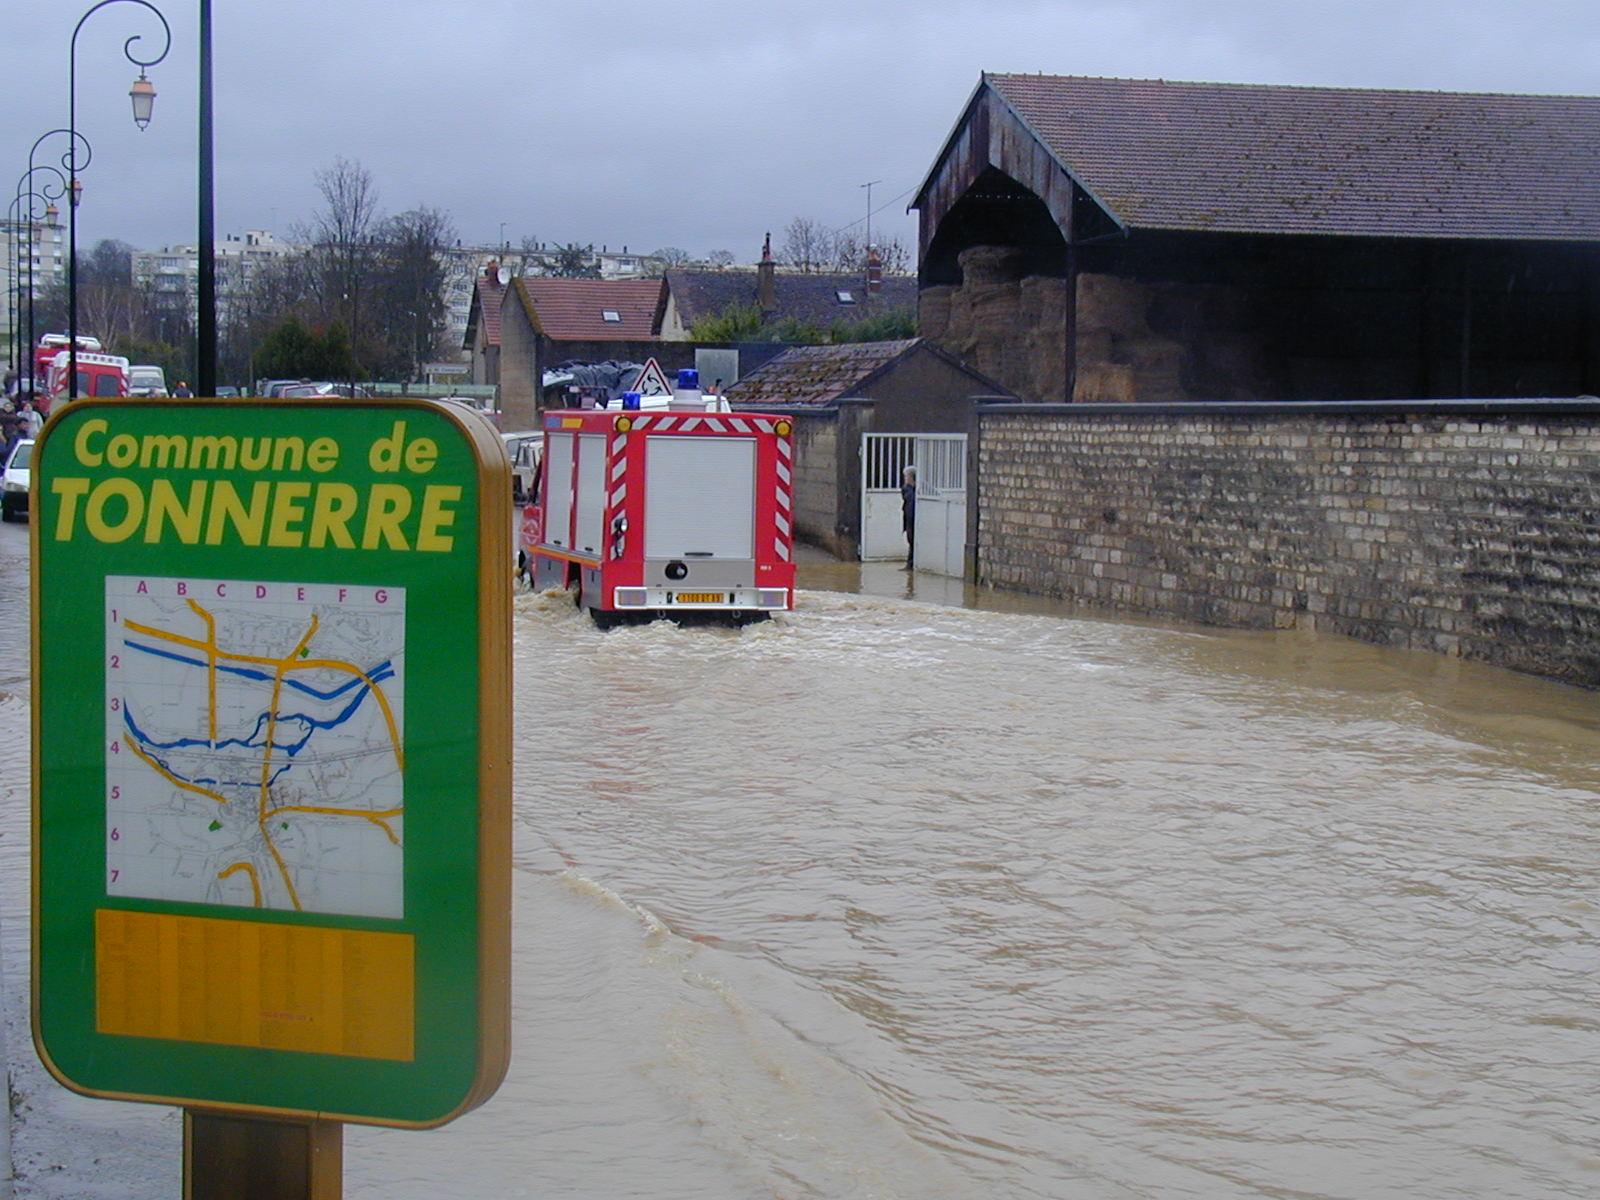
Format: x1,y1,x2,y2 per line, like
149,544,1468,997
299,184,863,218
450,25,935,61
10,0,1600,260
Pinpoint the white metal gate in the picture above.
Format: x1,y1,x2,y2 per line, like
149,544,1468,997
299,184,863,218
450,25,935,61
912,434,967,577
860,433,917,560
859,432,967,575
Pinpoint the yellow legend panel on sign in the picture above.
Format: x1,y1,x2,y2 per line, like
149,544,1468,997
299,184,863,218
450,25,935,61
96,909,415,1062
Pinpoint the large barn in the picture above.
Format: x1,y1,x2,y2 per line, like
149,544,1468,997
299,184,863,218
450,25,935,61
913,74,1600,404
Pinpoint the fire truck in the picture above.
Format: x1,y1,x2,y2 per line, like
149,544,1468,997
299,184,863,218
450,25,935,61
526,374,797,625
45,349,130,402
28,334,103,409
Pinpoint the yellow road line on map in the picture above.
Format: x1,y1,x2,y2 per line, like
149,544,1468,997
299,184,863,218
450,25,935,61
125,737,227,806
217,861,263,907
121,606,408,912
290,657,405,771
123,621,405,771
266,804,406,846
186,598,218,745
259,614,319,913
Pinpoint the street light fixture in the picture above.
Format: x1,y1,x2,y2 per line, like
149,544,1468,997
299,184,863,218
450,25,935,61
129,69,157,129
68,0,170,398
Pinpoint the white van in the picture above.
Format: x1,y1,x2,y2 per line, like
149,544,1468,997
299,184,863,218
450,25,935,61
128,364,168,397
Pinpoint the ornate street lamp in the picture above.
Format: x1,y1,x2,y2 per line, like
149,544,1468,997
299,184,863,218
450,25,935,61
9,162,69,389
14,132,84,396
68,0,170,398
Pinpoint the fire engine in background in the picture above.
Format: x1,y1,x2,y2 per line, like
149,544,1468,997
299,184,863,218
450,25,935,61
526,369,797,626
46,349,129,402
29,334,103,410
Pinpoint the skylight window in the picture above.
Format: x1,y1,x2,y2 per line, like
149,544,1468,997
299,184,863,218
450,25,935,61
602,310,621,322
836,290,856,304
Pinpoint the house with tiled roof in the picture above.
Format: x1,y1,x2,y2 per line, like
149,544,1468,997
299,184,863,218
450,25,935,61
725,338,1013,559
498,276,668,428
915,73,1600,403
662,237,916,339
462,262,506,387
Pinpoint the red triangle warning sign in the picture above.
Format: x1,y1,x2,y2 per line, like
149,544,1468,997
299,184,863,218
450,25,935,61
632,358,673,397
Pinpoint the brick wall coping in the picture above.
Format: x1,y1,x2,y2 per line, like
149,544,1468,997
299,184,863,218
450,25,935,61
977,398,1600,420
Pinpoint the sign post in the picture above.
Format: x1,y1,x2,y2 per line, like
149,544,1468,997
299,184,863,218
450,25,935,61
31,398,511,1196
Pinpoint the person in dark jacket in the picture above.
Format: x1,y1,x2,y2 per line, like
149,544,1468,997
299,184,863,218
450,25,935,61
901,465,917,569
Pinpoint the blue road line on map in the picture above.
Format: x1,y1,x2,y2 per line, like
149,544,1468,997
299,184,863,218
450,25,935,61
122,639,392,702
118,637,395,797
122,672,384,759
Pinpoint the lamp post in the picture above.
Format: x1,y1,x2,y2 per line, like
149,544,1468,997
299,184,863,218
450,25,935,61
197,0,215,396
4,199,44,384
20,129,90,397
68,0,170,398
9,162,69,390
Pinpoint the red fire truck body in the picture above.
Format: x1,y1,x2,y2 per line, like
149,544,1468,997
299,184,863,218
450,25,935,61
528,406,797,623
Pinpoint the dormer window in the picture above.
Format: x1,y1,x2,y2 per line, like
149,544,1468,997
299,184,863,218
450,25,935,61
836,290,856,304
602,310,621,322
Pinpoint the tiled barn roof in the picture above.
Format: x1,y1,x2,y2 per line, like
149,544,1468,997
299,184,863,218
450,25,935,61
983,73,1600,241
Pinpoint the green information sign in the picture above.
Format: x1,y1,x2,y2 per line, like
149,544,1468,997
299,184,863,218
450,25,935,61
31,398,511,1127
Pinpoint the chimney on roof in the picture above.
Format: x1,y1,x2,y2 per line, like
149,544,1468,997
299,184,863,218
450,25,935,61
866,245,883,295
485,258,499,283
757,232,776,316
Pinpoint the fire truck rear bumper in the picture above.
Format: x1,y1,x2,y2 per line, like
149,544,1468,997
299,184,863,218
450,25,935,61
612,587,791,611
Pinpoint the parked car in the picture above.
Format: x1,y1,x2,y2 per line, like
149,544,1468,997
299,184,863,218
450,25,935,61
215,385,241,398
127,364,168,397
279,381,373,398
501,431,542,503
2,438,34,522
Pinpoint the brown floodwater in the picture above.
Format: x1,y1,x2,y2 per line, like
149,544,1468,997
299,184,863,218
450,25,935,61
2,523,1596,1198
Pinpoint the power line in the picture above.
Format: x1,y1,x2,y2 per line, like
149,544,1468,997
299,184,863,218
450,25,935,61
828,181,918,239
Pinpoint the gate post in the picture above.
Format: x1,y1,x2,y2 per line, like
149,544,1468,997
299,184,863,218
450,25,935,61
964,401,989,582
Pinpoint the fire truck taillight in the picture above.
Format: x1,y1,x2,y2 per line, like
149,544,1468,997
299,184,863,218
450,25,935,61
775,420,792,437
610,515,628,559
615,416,634,433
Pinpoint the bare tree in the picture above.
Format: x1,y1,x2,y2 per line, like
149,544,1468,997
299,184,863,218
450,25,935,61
706,249,736,268
74,240,141,345
874,235,912,275
779,217,833,273
369,206,456,380
296,157,383,361
652,246,690,268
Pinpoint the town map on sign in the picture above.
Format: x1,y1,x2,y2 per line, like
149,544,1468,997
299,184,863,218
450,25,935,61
105,576,406,919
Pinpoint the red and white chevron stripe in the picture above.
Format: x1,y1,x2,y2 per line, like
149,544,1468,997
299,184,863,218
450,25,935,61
629,414,777,435
773,428,793,563
605,430,628,556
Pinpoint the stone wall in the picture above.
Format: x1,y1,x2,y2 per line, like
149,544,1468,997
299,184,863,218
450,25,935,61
976,402,1600,687
786,411,842,556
